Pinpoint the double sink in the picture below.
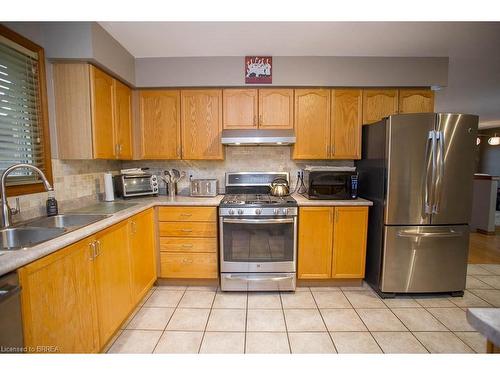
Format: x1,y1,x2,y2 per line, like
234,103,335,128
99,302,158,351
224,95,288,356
0,214,110,251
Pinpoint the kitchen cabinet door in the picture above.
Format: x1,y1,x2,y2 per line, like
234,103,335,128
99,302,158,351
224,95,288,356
331,89,363,159
258,89,294,129
362,89,398,125
18,236,99,353
223,89,258,129
90,66,116,158
331,207,368,279
181,90,223,159
292,89,331,159
129,209,157,302
398,89,434,114
93,221,133,347
114,80,133,159
139,90,181,159
297,207,334,279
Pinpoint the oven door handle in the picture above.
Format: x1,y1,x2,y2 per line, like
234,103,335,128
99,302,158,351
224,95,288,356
222,218,295,224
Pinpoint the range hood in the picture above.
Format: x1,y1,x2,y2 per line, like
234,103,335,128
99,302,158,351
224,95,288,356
221,129,296,146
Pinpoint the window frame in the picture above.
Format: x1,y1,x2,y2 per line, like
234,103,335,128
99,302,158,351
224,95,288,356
0,24,53,197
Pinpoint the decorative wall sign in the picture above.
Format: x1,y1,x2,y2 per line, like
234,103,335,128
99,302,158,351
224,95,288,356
245,56,272,84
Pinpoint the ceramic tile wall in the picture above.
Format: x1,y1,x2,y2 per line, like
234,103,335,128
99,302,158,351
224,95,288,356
122,146,354,194
7,159,121,222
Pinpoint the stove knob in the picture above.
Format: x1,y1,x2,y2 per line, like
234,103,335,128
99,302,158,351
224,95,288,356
255,208,262,215
228,209,235,215
237,209,244,215
283,208,289,215
273,208,279,215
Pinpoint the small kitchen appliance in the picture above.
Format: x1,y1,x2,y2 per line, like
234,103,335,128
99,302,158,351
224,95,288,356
113,174,158,198
302,169,358,200
190,179,218,197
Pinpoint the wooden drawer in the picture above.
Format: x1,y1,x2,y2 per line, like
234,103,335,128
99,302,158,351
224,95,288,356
160,237,217,253
159,222,217,237
160,252,218,279
158,206,216,222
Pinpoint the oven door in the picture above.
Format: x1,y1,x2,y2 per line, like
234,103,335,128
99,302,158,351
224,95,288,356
220,216,297,273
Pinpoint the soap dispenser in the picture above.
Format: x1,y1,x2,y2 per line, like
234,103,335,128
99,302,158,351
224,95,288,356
46,191,58,217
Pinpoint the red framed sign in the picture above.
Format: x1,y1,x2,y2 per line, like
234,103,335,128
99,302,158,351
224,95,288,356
245,56,272,84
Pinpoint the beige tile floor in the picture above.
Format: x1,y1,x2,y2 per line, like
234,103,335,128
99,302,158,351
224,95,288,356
108,264,500,354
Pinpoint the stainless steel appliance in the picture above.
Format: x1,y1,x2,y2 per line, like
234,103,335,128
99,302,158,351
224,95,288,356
221,129,296,145
219,172,298,291
113,174,158,198
190,179,218,197
0,272,23,352
356,113,478,297
302,169,358,200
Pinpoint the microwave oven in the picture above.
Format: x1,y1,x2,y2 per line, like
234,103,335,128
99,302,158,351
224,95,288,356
113,174,158,198
302,170,358,200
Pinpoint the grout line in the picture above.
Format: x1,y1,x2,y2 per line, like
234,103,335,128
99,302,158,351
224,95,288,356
151,286,187,353
310,289,338,353
244,292,248,354
197,289,217,354
279,292,292,354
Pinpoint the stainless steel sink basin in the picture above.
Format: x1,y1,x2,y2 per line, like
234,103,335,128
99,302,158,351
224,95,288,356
0,227,67,250
26,214,109,229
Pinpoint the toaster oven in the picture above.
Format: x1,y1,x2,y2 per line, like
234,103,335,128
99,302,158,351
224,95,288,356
113,174,158,198
302,170,358,200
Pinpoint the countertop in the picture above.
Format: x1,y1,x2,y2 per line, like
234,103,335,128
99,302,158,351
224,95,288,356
292,193,373,206
467,308,500,347
0,193,372,276
0,195,224,276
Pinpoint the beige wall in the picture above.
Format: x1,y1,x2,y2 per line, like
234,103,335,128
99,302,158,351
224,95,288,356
135,56,448,87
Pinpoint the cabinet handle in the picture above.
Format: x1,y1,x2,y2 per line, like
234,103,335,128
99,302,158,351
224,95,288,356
177,146,181,158
131,221,136,234
95,240,101,257
89,242,96,260
180,213,192,217
253,115,257,126
325,144,329,157
181,229,193,233
259,114,263,125
335,210,339,223
182,258,194,264
182,244,194,248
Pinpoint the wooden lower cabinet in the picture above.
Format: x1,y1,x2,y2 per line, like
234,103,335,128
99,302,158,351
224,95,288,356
19,237,100,353
18,210,156,353
158,206,218,279
298,206,369,280
128,209,157,305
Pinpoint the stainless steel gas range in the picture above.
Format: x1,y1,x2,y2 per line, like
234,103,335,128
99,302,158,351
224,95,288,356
219,172,298,291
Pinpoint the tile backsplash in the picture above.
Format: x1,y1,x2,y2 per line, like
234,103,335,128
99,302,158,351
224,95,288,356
8,159,121,222
122,146,354,194
5,147,354,222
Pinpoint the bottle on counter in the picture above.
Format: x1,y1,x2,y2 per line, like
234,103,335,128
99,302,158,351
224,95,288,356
46,191,58,217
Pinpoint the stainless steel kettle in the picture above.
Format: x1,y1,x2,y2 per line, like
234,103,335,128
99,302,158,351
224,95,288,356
270,178,290,197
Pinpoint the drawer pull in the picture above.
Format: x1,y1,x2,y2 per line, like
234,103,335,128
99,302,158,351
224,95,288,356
182,244,194,248
182,258,194,264
180,213,193,217
181,229,193,232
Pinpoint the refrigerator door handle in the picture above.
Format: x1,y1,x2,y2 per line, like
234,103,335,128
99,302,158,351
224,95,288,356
423,130,436,215
432,131,445,214
397,228,463,238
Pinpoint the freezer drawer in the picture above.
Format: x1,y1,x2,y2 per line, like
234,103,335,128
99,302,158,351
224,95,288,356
380,225,469,293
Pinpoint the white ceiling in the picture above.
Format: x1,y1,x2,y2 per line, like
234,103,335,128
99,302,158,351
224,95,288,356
99,22,500,58
99,22,500,126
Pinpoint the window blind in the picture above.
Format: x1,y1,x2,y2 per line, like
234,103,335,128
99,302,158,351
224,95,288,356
0,35,46,186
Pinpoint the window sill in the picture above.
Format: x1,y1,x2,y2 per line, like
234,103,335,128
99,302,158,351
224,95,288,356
6,183,49,198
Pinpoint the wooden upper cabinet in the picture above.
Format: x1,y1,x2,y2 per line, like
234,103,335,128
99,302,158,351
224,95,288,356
293,89,331,159
298,207,334,279
137,90,181,159
331,89,363,159
223,89,258,129
258,89,294,129
362,89,399,125
181,89,223,160
113,80,132,159
331,207,368,279
90,66,116,159
398,89,434,114
18,236,100,353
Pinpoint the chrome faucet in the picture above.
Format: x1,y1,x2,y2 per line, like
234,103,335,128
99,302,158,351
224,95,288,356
0,163,53,228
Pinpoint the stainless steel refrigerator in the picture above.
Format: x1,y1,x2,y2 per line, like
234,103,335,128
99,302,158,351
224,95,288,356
356,113,478,297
